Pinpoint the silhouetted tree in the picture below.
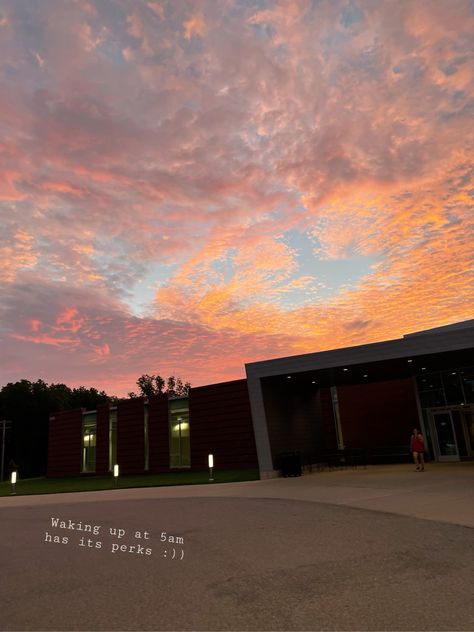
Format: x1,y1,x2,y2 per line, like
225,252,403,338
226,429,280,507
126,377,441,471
130,374,191,399
0,380,112,478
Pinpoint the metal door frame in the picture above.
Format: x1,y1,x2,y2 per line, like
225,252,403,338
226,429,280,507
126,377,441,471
428,408,459,462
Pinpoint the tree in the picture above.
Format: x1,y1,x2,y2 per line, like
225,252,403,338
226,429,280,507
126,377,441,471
130,374,191,398
0,380,113,477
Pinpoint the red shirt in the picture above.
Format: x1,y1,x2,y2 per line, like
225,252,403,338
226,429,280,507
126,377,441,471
412,436,424,452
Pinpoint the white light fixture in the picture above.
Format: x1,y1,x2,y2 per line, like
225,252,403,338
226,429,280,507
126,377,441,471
114,464,119,488
422,367,426,371
10,471,17,495
286,375,292,379
343,368,348,372
407,359,413,363
312,381,316,384
208,454,214,482
363,374,368,378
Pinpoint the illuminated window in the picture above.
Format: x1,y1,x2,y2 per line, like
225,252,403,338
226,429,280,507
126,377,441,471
169,398,190,468
82,412,97,473
109,408,117,471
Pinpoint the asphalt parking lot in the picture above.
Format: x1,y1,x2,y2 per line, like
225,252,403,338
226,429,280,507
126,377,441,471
1,464,473,631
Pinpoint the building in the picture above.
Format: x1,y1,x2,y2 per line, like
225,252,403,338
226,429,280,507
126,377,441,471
47,320,474,478
48,380,258,477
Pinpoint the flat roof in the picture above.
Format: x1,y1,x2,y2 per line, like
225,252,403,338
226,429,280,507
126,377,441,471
245,320,474,380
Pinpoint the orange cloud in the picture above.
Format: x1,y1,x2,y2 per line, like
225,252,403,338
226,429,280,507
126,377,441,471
183,13,206,39
147,2,164,19
0,0,472,395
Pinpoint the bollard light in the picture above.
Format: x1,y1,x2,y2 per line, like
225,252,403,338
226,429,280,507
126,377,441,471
208,454,214,482
10,470,17,495
113,464,119,488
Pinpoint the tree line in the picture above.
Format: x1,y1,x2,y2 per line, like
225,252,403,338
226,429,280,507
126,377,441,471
0,374,190,478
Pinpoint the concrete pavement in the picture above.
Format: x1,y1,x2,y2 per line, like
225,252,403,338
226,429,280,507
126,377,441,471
2,462,473,527
1,463,473,631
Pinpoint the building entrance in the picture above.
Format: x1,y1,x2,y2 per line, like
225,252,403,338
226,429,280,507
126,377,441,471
427,405,474,461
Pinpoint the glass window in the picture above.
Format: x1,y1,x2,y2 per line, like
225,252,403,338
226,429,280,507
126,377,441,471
416,372,443,392
460,368,474,404
82,412,97,473
109,408,117,472
441,371,464,405
417,371,445,408
144,404,149,471
330,386,344,449
169,398,190,468
419,389,445,408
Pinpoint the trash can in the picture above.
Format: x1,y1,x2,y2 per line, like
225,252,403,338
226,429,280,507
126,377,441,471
277,452,302,477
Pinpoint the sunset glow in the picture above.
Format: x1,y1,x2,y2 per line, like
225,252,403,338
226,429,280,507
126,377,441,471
1,0,473,396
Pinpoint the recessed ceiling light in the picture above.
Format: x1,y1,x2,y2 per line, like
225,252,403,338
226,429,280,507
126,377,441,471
286,375,292,379
452,372,456,375
363,374,368,378
343,368,348,372
422,367,426,370
312,381,316,384
407,359,413,363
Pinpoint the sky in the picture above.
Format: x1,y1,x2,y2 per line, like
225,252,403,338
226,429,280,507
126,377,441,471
0,0,473,397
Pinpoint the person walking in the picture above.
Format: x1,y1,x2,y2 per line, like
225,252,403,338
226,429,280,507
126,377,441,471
411,428,425,471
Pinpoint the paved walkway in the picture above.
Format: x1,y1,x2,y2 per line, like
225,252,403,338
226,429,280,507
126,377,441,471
1,463,473,631
2,462,473,527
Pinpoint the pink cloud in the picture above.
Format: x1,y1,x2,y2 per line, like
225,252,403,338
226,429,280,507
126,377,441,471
183,13,207,39
0,0,472,395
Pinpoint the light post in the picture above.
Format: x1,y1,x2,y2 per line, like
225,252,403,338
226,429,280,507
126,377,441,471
10,471,17,495
208,454,214,482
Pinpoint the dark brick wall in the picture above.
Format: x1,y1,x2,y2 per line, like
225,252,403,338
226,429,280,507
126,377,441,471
337,378,419,449
319,387,339,450
117,398,146,474
48,382,259,477
189,379,258,471
47,409,82,477
262,382,337,464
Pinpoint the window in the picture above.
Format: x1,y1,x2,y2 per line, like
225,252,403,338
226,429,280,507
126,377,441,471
460,368,474,404
442,371,464,405
169,398,190,468
82,412,97,473
330,386,344,449
109,408,117,472
416,367,474,408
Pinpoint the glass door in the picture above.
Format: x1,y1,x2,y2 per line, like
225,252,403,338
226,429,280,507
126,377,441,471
461,410,474,457
432,411,459,461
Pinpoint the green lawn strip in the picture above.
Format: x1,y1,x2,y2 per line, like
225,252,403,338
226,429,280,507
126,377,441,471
0,469,259,497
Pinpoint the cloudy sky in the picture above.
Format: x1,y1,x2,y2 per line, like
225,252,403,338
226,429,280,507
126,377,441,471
0,0,473,396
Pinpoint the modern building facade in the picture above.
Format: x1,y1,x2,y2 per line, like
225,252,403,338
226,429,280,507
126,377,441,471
48,380,258,477
246,320,474,477
47,320,474,478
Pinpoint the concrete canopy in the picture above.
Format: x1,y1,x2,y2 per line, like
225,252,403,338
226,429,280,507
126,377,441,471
245,320,474,475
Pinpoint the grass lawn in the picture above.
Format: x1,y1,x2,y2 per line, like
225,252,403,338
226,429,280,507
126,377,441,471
0,469,260,497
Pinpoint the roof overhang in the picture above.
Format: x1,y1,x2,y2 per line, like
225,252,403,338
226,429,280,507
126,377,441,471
245,320,474,387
